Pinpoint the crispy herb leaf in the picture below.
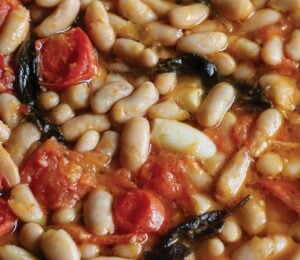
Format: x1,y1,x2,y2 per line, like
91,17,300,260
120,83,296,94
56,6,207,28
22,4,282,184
145,195,252,260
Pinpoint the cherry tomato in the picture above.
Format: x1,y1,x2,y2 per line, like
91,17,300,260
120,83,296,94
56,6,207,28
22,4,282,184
35,27,97,90
113,189,165,234
0,199,17,237
21,138,108,210
257,179,300,216
0,0,14,29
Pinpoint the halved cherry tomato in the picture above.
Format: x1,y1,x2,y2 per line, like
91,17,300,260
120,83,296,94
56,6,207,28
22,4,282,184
0,0,14,29
113,189,165,234
257,179,300,216
35,27,97,90
21,138,108,210
0,199,17,237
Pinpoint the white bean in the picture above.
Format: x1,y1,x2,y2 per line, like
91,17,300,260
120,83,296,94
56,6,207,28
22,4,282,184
257,152,283,177
261,36,283,65
84,189,115,235
50,103,75,126
114,242,142,258
210,52,236,76
177,32,228,56
61,114,111,142
120,117,150,172
0,5,30,55
269,0,300,12
19,223,44,254
0,120,10,143
60,83,89,110
112,81,159,124
154,72,177,95
79,244,100,259
35,0,80,37
282,158,300,180
8,184,46,224
0,245,37,260
285,29,300,61
75,130,100,152
151,119,216,160
29,4,50,24
191,19,225,33
35,0,60,7
233,62,256,81
38,91,60,111
216,148,251,203
168,4,209,29
52,207,76,224
199,238,225,257
0,145,20,186
191,193,214,215
40,229,80,260
91,81,134,114
220,217,242,243
140,0,177,17
5,122,41,166
230,37,261,61
0,93,23,129
252,0,268,9
202,151,227,176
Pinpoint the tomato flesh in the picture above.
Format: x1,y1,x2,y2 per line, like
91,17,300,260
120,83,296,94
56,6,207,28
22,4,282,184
36,27,97,90
21,139,108,210
0,199,17,237
114,189,165,234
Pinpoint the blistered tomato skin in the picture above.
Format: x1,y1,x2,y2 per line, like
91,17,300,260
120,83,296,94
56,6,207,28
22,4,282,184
35,27,97,90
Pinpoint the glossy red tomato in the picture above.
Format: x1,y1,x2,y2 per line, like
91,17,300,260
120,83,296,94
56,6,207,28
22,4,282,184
113,189,165,234
0,199,17,237
35,27,97,90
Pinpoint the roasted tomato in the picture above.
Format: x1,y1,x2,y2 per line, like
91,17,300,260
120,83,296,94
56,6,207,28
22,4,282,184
21,138,108,210
35,27,97,90
0,199,17,237
0,55,14,93
113,189,165,234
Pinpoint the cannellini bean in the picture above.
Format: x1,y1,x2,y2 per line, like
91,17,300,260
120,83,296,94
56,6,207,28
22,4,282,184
191,193,214,215
8,184,46,224
233,62,256,81
0,120,10,143
210,52,236,76
240,9,282,33
252,0,268,9
61,114,111,142
200,238,225,257
202,151,227,176
112,81,159,124
151,119,216,160
85,0,115,52
271,235,289,254
285,30,300,61
290,221,300,243
168,4,209,29
79,244,100,259
140,0,177,17
0,245,37,260
94,131,119,159
269,0,300,12
40,229,80,260
212,0,254,20
19,223,44,254
52,207,76,224
114,243,142,258
261,36,283,65
35,0,60,7
50,103,75,126
0,5,30,55
75,130,100,152
216,148,251,203
239,195,267,235
105,73,127,84
0,145,20,186
61,83,89,110
35,0,80,37
120,117,150,172
84,189,115,235
220,217,242,243
197,82,235,127
177,32,228,56
143,22,183,46
38,91,60,111
257,152,283,177
118,0,157,24
230,37,260,61
0,93,23,129
191,19,225,33
91,81,134,114
154,72,177,95
282,158,300,180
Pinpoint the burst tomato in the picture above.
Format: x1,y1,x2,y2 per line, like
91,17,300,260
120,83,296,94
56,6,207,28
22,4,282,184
0,199,17,237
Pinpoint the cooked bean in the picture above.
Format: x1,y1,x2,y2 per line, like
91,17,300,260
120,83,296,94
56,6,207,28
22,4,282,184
282,158,300,180
35,0,80,37
191,193,214,215
120,117,150,172
290,221,300,243
0,120,10,143
220,217,242,243
199,238,225,257
197,82,235,127
268,0,299,12
105,73,127,84
0,93,23,129
0,245,37,260
38,91,60,111
140,0,177,17
154,72,177,95
91,81,134,114
114,242,142,258
151,118,216,160
261,36,283,65
230,37,260,61
80,0,93,10
94,131,119,159
285,29,300,61
191,19,225,33
233,62,256,81
202,151,227,176
35,0,60,7
19,223,44,254
52,207,76,224
79,244,100,259
210,52,236,76
118,0,157,24
5,122,41,166
0,145,20,186
85,0,115,52
216,148,251,203
271,235,289,255
50,103,75,126
177,32,228,56
61,114,111,142
138,48,159,67
252,0,268,9
8,184,46,224
84,189,115,235
74,130,100,152
257,152,283,177
0,4,30,55
212,0,254,20
29,4,50,24
60,83,89,110
112,81,159,124
168,4,209,29
40,229,80,260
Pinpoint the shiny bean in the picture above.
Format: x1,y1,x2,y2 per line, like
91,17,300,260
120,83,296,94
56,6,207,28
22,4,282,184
285,29,300,61
0,93,23,129
261,36,283,65
0,245,37,260
19,223,44,254
94,131,119,159
38,91,60,111
50,103,75,126
154,72,177,95
60,83,89,110
0,120,10,143
52,207,76,224
0,145,20,186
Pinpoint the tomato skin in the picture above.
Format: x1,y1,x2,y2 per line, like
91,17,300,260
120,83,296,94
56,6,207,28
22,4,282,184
21,139,107,210
113,189,165,234
0,199,17,237
36,27,97,90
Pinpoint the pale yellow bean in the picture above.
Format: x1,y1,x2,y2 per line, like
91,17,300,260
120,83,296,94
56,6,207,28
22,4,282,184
199,238,225,257
35,0,60,7
285,29,300,61
282,158,300,180
19,223,44,254
75,130,100,152
120,117,150,172
233,62,256,81
94,131,119,159
60,83,89,110
80,0,93,10
230,37,261,61
112,81,159,124
50,103,75,126
197,82,235,127
269,0,300,12
0,120,10,143
191,19,225,33
61,114,111,142
168,4,209,29
38,91,60,111
202,151,227,176
220,217,242,243
105,73,127,84
210,52,236,76
252,0,268,9
114,243,142,259
0,5,30,55
0,145,20,186
177,32,228,56
191,193,214,215
154,72,177,95
257,152,283,177
261,36,283,65
0,245,37,260
140,0,177,17
0,93,23,129
52,207,76,224
79,244,100,259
